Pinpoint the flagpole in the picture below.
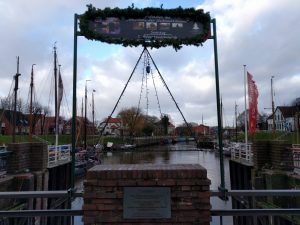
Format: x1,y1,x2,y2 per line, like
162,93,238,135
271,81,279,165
54,45,58,148
243,65,248,148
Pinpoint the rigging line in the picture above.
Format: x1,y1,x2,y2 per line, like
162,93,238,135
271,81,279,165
63,87,71,117
47,72,54,117
150,59,162,117
98,47,146,141
133,52,146,129
145,54,149,117
0,78,15,121
146,48,195,139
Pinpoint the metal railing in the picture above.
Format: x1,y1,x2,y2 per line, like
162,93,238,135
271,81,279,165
292,144,300,174
0,148,11,176
231,143,253,164
47,144,71,167
1,189,300,218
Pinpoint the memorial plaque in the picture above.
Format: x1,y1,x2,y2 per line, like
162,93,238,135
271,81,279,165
123,187,171,219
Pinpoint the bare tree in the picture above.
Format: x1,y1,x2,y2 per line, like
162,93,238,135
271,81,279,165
0,96,23,112
118,107,145,136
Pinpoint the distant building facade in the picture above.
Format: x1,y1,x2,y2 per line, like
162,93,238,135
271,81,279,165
0,110,29,135
267,106,298,132
193,124,210,136
63,116,94,135
99,117,122,136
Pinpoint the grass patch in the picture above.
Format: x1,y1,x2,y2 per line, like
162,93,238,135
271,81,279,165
234,131,300,144
0,134,128,146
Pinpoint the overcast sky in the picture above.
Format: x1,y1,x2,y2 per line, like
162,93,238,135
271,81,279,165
1,0,299,126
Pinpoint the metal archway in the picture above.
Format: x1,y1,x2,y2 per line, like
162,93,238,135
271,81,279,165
71,13,225,199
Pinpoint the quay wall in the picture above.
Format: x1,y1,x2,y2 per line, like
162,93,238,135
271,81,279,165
1,142,69,225
230,140,298,225
252,140,292,171
133,136,172,147
83,164,211,225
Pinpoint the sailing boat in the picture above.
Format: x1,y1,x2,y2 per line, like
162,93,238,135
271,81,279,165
27,46,63,142
47,45,66,166
53,45,64,146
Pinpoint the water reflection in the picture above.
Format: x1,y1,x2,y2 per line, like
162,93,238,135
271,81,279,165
101,143,230,190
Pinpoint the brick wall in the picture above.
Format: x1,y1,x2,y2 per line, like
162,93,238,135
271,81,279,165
83,164,211,225
7,142,48,174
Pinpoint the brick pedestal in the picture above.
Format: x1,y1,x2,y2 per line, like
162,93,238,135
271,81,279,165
83,164,211,225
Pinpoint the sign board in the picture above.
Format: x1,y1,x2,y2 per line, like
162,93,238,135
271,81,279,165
89,17,205,41
79,6,211,49
123,187,171,219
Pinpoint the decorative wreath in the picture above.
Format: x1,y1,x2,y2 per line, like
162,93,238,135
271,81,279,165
79,4,211,50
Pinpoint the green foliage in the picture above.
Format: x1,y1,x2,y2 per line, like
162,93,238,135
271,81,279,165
0,135,71,145
161,114,169,135
236,131,299,144
79,5,211,50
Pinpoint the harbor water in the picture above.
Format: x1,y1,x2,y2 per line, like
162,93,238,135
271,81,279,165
72,142,233,225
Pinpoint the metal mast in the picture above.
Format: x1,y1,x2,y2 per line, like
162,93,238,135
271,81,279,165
29,64,36,142
271,76,275,135
12,56,21,143
243,65,248,147
54,45,58,146
92,89,95,146
84,80,91,149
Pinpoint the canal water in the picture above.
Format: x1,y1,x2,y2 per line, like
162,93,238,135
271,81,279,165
72,142,233,225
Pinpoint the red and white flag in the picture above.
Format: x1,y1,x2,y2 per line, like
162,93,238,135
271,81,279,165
247,72,259,135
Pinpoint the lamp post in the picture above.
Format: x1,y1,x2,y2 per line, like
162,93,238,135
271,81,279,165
85,79,91,149
92,89,96,146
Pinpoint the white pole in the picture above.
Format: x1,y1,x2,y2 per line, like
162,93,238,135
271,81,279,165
243,65,248,148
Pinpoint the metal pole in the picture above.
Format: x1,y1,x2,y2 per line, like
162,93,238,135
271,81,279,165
271,76,275,135
13,57,21,143
85,80,91,150
54,45,58,147
29,64,36,142
85,82,87,150
71,14,78,190
235,102,238,142
211,19,226,198
92,90,95,146
244,65,248,147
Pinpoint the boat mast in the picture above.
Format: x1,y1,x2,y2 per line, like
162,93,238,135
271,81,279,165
29,64,36,142
271,76,275,136
235,101,238,142
54,45,58,146
12,56,21,143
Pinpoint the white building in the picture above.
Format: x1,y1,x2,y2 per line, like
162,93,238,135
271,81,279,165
267,106,297,132
99,117,122,135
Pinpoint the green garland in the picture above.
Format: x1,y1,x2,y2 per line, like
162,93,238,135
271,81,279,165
79,5,211,50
